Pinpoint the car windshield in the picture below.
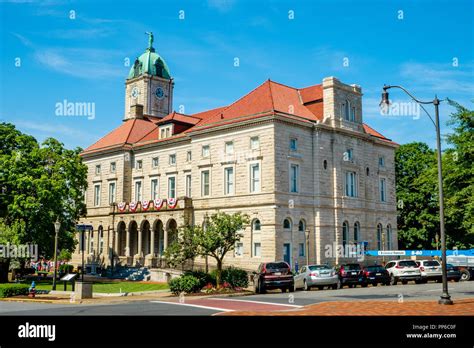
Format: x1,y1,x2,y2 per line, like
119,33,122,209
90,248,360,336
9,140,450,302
367,266,384,272
399,261,418,267
423,261,440,266
343,264,361,270
308,265,330,271
266,262,289,270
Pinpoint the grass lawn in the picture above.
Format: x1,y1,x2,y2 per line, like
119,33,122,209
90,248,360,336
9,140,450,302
32,280,168,293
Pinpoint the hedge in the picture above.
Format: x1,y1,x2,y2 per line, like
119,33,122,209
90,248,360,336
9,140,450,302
184,270,216,288
168,275,201,295
221,267,249,288
0,283,30,298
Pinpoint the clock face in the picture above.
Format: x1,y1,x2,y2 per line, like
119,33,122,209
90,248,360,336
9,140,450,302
131,87,140,99
154,87,164,100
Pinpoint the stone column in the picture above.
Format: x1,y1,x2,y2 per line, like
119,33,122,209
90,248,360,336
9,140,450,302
125,228,130,257
150,228,155,256
114,230,119,255
138,228,143,257
163,228,168,252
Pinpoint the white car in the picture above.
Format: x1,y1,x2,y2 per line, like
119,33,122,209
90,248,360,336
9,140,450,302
294,264,339,291
416,260,442,283
384,260,422,285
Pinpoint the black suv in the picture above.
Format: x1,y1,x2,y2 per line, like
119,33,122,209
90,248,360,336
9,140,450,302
337,263,365,288
253,262,294,293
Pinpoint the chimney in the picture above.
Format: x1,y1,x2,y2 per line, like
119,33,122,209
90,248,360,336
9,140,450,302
130,104,144,119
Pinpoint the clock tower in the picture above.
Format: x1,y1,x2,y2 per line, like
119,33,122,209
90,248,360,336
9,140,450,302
124,32,174,120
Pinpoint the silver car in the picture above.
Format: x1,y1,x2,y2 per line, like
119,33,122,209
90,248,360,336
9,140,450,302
294,264,339,291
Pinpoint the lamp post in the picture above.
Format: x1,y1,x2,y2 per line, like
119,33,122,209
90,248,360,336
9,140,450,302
52,219,61,290
305,228,310,266
380,85,453,305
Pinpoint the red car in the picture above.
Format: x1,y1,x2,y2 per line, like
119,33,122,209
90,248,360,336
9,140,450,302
253,262,294,293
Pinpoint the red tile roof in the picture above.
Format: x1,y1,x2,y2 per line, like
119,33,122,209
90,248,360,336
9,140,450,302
82,79,395,154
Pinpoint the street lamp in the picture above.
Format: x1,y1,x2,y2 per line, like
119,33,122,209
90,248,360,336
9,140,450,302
380,85,453,305
305,228,310,266
52,219,61,290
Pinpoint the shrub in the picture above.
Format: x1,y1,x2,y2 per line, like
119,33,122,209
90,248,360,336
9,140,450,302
0,283,29,298
59,264,74,274
184,270,216,288
221,267,249,289
168,275,201,295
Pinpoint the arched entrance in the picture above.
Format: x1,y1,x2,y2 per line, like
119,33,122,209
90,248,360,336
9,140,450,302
129,221,138,256
117,221,126,256
153,220,164,256
167,219,178,247
140,220,151,255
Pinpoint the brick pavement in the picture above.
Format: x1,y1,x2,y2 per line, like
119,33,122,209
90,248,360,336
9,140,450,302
220,298,474,316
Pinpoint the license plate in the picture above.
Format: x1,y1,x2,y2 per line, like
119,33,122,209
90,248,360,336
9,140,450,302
351,272,357,275
376,273,381,275
274,272,281,275
321,273,329,277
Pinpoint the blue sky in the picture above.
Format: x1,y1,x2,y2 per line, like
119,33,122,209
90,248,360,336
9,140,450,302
0,0,473,150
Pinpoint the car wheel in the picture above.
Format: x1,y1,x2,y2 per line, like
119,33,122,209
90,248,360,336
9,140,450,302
390,275,397,286
259,281,266,294
460,270,470,281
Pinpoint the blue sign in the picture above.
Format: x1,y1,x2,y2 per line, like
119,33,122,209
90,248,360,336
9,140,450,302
365,249,474,257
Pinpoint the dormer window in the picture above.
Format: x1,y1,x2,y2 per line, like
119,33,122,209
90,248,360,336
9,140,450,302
159,125,173,139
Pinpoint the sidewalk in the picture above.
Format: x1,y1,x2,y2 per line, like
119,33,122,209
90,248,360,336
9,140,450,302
221,298,474,316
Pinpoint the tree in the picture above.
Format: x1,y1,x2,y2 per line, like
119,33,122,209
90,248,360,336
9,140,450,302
0,123,87,282
164,224,199,269
193,212,249,286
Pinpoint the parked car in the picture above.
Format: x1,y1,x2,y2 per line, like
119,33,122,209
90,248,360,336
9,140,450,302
415,260,442,283
336,263,365,288
294,264,339,291
446,263,462,282
385,260,422,285
253,262,294,294
362,265,390,286
446,255,474,281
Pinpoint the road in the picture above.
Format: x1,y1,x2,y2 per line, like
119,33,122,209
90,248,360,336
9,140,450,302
0,281,472,316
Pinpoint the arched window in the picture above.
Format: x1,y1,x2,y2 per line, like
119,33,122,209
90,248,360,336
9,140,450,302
377,224,383,250
252,219,261,232
354,222,360,242
386,224,392,250
298,219,305,232
350,106,356,121
283,218,292,230
323,160,328,170
344,100,350,120
342,221,349,248
366,167,370,176
98,226,104,254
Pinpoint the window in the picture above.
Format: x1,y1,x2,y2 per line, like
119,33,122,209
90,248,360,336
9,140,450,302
108,182,116,204
250,163,260,193
224,167,234,195
166,127,170,138
169,154,176,165
152,157,159,168
94,184,100,206
98,226,104,254
345,171,357,197
377,224,383,250
344,100,350,120
283,218,292,230
168,177,176,198
185,174,191,197
342,221,349,248
202,145,210,158
134,181,142,201
160,128,165,139
201,170,210,196
110,162,116,173
380,178,386,202
253,219,261,232
250,136,260,150
379,156,385,167
386,224,392,250
298,220,305,232
89,230,94,254
350,106,356,122
151,179,158,200
323,160,328,170
354,222,360,242
95,165,101,175
235,242,243,256
344,148,353,162
186,151,192,162
289,138,298,151
366,167,370,176
253,242,261,257
299,243,305,257
135,160,142,170
290,164,299,193
225,141,234,155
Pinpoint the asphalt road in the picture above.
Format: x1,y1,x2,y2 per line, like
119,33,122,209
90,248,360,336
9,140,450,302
0,281,472,316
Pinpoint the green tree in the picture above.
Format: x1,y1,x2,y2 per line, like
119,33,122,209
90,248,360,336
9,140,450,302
0,123,87,282
164,224,199,269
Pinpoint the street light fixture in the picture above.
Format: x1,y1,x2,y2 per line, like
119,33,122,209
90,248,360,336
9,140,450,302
380,85,453,305
305,228,310,266
52,219,61,291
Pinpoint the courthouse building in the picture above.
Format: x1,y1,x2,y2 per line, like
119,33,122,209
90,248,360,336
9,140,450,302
72,36,398,272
